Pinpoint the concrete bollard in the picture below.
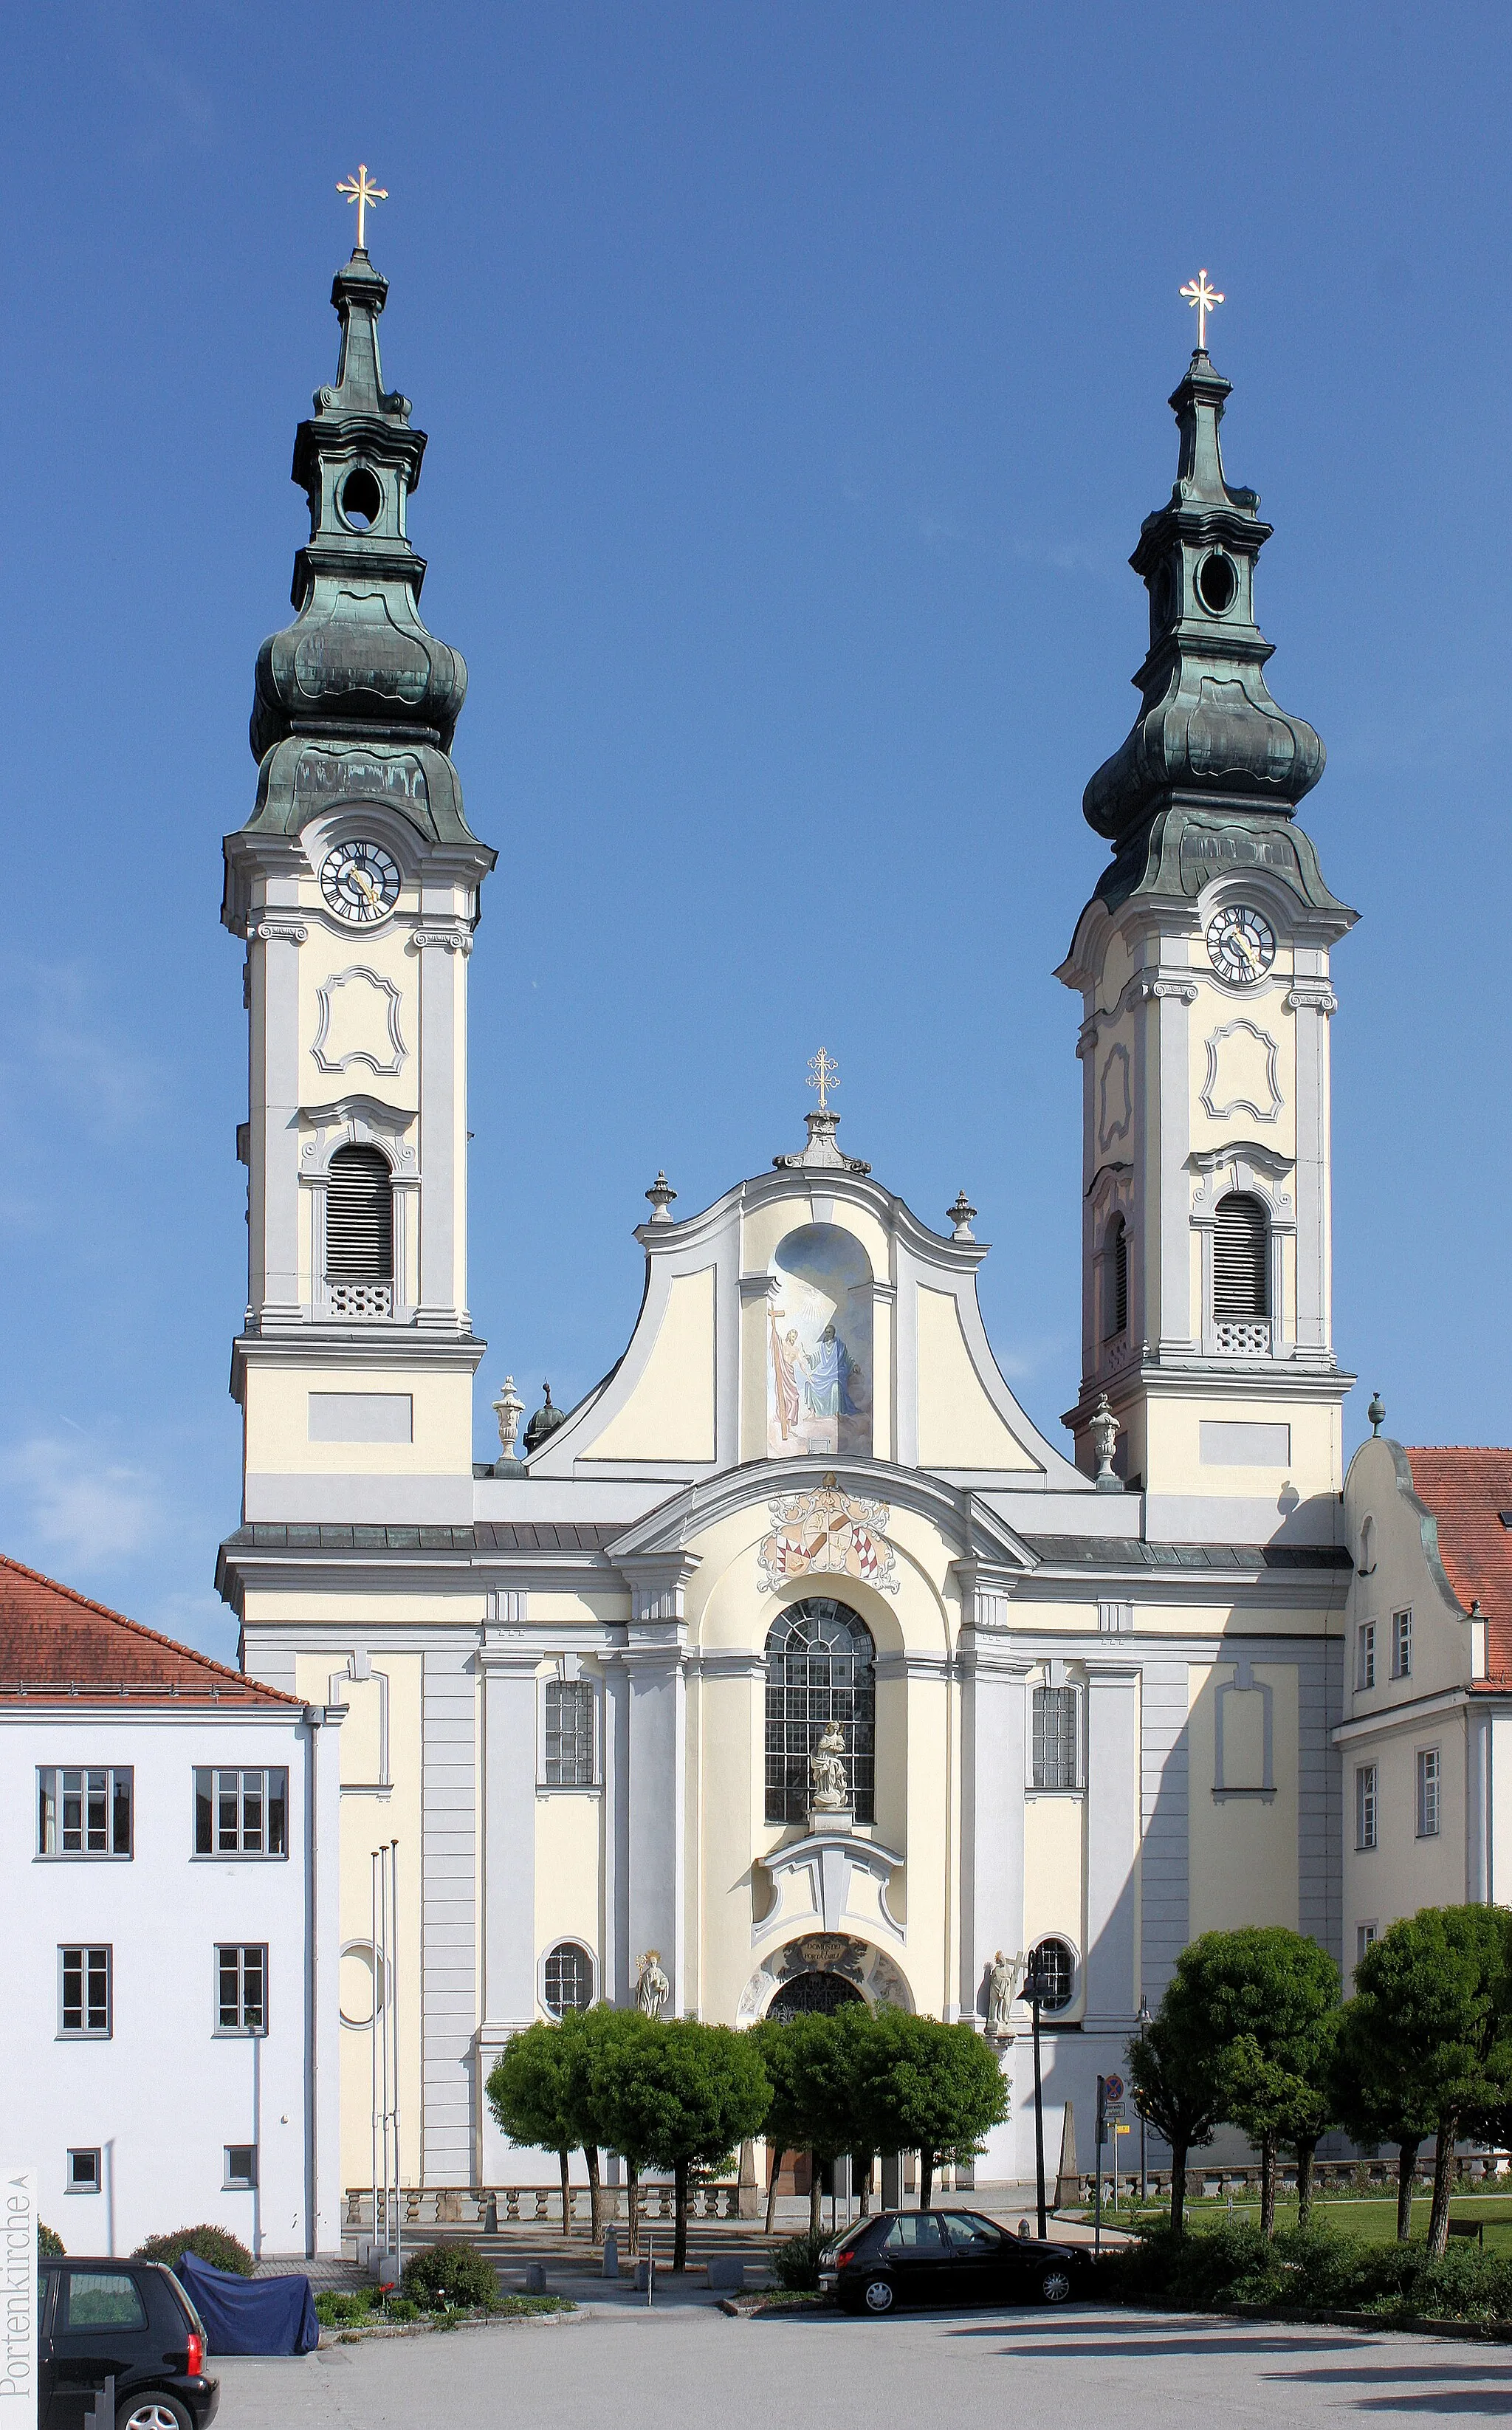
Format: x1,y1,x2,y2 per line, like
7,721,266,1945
602,2229,619,2279
705,2257,746,2293
523,2262,548,2293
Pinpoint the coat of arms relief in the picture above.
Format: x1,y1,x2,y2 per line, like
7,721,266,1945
755,1477,899,1596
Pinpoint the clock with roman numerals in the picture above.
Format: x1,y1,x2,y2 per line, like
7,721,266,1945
1206,902,1275,986
320,839,400,924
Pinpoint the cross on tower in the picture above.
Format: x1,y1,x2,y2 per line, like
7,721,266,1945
1180,269,1225,351
337,164,388,251
807,1048,839,1113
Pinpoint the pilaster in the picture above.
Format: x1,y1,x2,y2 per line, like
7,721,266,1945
955,1565,1030,2027
1083,1662,1140,2029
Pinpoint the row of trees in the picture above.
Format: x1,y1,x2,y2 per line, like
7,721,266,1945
1130,1909,1512,2256
486,2002,1007,2270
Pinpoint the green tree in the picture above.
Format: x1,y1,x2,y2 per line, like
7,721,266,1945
848,2011,1007,2210
752,2006,871,2236
1126,2004,1226,2236
591,2017,771,2271
1329,1997,1436,2242
485,2017,587,2237
1170,1928,1339,2237
1339,1906,1512,2256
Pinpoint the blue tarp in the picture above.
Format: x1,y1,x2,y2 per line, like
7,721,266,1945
175,2252,320,2355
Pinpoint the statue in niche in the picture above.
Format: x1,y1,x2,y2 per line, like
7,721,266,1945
635,1951,670,2019
986,1950,1018,2038
808,1720,850,1812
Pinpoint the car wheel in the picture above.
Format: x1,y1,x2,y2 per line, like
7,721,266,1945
117,2398,193,2430
1038,2268,1073,2304
861,2276,897,2315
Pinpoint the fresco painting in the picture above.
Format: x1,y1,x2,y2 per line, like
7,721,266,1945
766,1224,873,1458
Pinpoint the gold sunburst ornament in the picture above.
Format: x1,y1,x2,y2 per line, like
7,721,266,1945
337,164,388,250
1180,269,1225,350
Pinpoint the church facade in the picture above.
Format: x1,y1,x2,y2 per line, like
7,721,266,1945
216,240,1362,2201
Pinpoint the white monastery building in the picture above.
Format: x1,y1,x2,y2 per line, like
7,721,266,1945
18,229,1505,2239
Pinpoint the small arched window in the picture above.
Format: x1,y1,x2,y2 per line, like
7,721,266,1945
764,1597,876,1826
1027,1935,1076,2014
1213,1192,1268,1322
543,1941,594,2017
326,1144,394,1317
1103,1215,1129,1342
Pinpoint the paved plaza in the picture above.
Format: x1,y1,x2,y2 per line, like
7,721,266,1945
215,2302,1512,2428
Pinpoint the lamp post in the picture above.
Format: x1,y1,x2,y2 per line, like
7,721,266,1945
1135,1999,1152,2206
1022,1948,1050,2241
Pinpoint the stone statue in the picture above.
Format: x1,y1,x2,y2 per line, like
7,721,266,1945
986,1949,1017,2037
808,1720,849,1811
635,1950,670,2019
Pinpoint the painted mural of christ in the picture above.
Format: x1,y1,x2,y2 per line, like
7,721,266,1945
803,1324,855,1419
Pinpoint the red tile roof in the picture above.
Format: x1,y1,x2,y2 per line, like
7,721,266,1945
1403,1449,1512,1692
0,1554,302,1706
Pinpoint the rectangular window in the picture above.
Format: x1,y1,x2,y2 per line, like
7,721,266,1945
1393,1608,1414,1681
66,2149,100,2193
1355,1764,1378,1850
216,1944,267,2035
1417,1746,1440,1838
1357,1623,1376,1692
223,2145,258,2191
1031,1685,1080,1791
62,2272,147,2332
37,1768,132,1858
543,1679,595,1788
58,1946,111,2037
1355,1923,1378,1964
194,1768,287,1857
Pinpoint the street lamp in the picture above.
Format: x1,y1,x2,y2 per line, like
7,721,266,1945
1021,1946,1051,2241
1134,1999,1152,2206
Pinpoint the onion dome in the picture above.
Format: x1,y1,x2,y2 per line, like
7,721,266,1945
1083,349,1324,850
523,1382,567,1457
237,244,484,854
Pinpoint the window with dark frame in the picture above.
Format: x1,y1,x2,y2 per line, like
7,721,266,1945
216,1943,267,2034
543,1680,595,1787
59,1946,111,2036
1031,1685,1080,1789
37,1768,132,1858
764,1597,876,1825
66,2149,100,2192
543,1941,594,2016
223,2146,258,2191
1028,1936,1076,2014
195,1768,288,1856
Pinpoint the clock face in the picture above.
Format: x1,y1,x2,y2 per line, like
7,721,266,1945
1206,902,1276,986
320,839,401,925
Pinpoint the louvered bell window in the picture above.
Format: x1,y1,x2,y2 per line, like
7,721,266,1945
1104,1215,1128,1342
326,1144,394,1317
1212,1193,1269,1350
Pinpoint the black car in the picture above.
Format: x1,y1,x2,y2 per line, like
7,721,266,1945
818,2208,1103,2315
38,2256,220,2430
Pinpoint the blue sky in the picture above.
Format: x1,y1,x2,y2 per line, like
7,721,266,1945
1,3,1507,1659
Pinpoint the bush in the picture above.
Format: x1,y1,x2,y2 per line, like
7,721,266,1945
134,2225,253,2276
770,2231,830,2291
399,2241,499,2313
314,2290,374,2328
1110,2217,1512,2326
38,2224,63,2259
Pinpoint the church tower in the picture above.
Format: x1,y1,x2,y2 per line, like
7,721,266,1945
222,237,494,1525
1057,337,1355,1531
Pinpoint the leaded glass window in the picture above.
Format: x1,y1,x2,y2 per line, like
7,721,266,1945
543,1941,594,2016
1031,1686,1079,1789
764,1597,875,1825
543,1681,595,1786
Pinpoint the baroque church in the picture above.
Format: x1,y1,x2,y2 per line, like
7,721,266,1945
215,231,1364,2201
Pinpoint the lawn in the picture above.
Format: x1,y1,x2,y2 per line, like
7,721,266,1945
1108,2194,1512,2254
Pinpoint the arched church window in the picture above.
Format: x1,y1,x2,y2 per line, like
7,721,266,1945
326,1143,394,1317
1027,1936,1076,2014
764,1597,875,1827
543,1941,594,2017
1103,1215,1129,1342
1212,1193,1268,1322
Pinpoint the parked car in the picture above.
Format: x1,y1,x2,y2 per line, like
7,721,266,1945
818,2208,1104,2314
38,2256,220,2430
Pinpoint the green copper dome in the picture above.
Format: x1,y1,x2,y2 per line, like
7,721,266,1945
238,247,483,851
1083,349,1324,848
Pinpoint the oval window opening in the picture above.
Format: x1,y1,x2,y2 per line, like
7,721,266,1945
340,467,383,530
1197,551,1237,614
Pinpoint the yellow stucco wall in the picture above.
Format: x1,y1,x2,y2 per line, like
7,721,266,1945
591,1266,718,1460
914,1287,1037,1469
1187,1659,1300,1934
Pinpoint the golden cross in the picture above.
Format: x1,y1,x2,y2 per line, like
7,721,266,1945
337,164,388,251
1180,269,1224,351
807,1048,839,1113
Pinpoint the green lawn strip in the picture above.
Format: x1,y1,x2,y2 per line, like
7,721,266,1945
1149,2200,1512,2252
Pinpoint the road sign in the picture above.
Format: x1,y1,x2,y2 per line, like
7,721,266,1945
1102,2073,1125,2102
1113,2122,1131,2136
1103,2102,1124,2122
